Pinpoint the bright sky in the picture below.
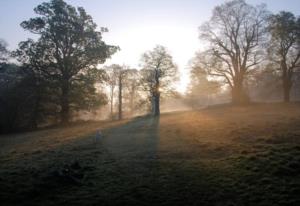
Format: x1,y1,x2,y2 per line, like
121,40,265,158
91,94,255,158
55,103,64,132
1,0,300,93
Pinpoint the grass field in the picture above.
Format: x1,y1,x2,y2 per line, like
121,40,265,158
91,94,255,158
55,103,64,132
1,103,300,206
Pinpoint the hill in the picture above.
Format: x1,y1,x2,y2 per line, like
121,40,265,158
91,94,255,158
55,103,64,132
1,103,300,206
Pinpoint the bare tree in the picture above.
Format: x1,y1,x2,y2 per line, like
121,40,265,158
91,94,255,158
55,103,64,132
199,0,269,104
117,65,130,120
140,45,178,116
123,68,141,116
105,64,119,119
268,11,300,102
105,64,130,120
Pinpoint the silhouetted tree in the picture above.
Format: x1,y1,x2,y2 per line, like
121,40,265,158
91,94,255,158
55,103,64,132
0,39,8,63
124,69,141,116
104,64,131,120
248,63,282,101
140,45,178,116
105,64,120,119
17,0,118,123
199,0,269,104
13,40,60,128
116,65,130,120
268,11,300,102
0,63,43,133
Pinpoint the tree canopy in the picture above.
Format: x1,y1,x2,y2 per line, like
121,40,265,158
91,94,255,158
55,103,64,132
14,0,118,123
199,0,269,104
140,45,178,115
268,11,300,102
0,39,8,63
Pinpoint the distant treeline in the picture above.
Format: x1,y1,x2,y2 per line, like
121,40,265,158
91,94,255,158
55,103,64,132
0,0,299,133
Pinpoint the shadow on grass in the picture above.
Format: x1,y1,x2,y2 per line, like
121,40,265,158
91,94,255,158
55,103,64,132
1,114,300,206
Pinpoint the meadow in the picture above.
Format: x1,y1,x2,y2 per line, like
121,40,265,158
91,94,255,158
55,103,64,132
1,103,300,206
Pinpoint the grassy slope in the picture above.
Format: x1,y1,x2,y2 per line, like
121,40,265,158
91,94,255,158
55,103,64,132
0,103,300,206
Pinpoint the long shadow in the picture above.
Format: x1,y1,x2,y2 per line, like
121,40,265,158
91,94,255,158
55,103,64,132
100,115,161,169
84,115,217,206
97,115,220,206
98,114,235,206
83,116,161,205
0,114,239,206
0,116,161,206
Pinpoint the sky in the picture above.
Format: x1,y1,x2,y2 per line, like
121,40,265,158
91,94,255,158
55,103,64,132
1,0,300,93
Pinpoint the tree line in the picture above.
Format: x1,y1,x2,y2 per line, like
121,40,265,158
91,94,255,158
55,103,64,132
0,0,299,133
188,0,300,105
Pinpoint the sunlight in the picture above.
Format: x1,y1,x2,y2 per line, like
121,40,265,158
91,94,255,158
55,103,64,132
104,23,199,94
176,69,190,94
1,1,300,205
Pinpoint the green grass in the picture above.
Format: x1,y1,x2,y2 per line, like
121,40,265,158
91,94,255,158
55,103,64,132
0,103,300,206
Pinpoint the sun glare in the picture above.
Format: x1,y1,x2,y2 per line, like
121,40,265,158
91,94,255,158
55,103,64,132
104,23,199,94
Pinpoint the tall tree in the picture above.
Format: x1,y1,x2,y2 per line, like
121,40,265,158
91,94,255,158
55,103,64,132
116,65,129,120
17,0,118,123
105,64,120,119
124,69,141,116
199,0,269,104
268,11,300,102
13,39,60,128
140,45,178,116
104,64,131,120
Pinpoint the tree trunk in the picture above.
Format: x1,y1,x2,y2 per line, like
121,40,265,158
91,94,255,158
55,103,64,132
231,81,249,105
151,95,155,114
130,92,134,116
283,78,291,103
129,84,135,116
118,76,123,120
110,88,114,120
61,81,70,124
281,60,293,103
154,92,160,116
153,69,160,116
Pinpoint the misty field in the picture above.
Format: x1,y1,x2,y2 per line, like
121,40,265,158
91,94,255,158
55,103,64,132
1,103,300,206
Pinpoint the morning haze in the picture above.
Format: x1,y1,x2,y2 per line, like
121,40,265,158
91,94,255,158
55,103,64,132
0,0,300,205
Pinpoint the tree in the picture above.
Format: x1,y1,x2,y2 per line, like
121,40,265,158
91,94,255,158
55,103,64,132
116,65,130,120
104,64,131,120
268,11,300,102
1,40,57,132
0,39,8,63
124,69,141,116
140,45,178,116
248,63,282,101
0,64,22,132
16,0,118,123
105,64,120,119
188,56,221,98
13,39,60,128
199,0,269,104
187,55,221,107
0,64,43,133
